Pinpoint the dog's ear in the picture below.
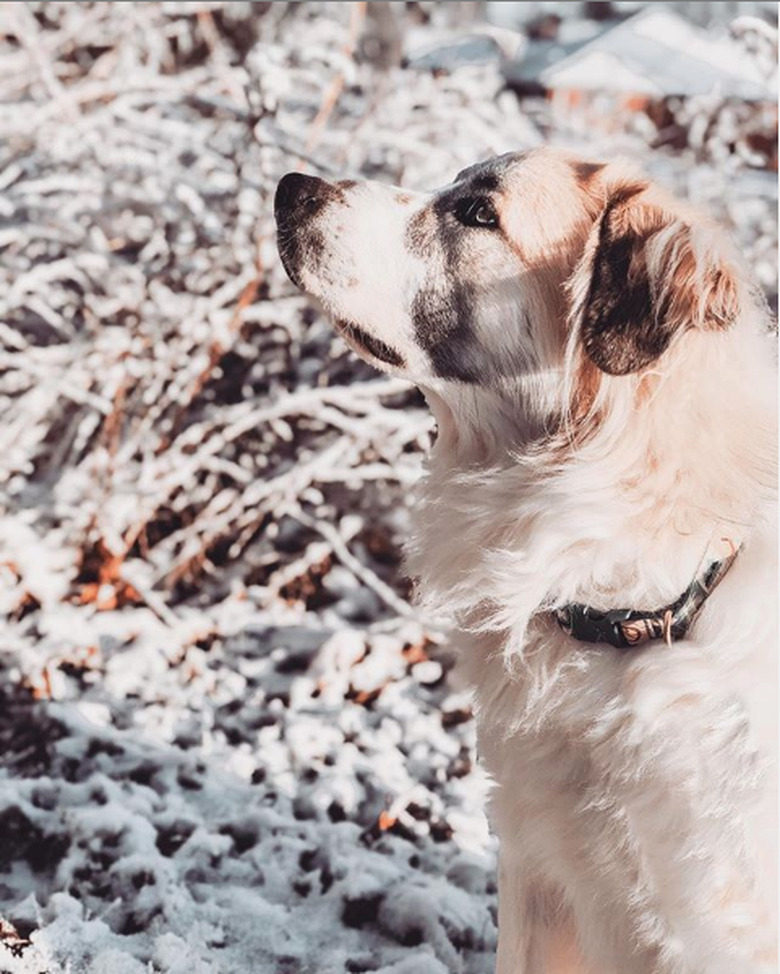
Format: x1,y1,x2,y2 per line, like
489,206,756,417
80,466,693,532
578,184,739,375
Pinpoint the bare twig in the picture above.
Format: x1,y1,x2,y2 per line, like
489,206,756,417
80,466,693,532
302,2,367,157
291,506,416,620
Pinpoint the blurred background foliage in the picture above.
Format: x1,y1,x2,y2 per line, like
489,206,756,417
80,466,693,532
0,4,776,973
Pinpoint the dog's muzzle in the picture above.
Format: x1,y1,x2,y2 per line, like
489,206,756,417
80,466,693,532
274,172,331,288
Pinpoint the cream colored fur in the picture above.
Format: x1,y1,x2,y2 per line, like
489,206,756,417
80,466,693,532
276,148,778,973
409,220,778,974
411,322,777,973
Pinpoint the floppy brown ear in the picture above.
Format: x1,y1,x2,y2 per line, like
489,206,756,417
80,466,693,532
580,185,740,376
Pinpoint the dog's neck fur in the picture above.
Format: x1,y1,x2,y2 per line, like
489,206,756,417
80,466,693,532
409,311,776,663
421,371,561,465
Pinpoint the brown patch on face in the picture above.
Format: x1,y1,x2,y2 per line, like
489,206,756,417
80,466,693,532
405,207,436,257
497,150,604,273
499,196,530,266
395,192,413,205
571,160,605,188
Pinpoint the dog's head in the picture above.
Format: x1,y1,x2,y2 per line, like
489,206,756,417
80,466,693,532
275,147,741,424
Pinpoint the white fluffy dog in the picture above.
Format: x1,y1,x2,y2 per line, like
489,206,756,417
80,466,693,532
275,147,777,973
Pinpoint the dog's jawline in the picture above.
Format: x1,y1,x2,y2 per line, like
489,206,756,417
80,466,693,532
336,318,404,367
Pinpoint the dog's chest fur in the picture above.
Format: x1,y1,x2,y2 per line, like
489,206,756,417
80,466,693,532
405,380,778,968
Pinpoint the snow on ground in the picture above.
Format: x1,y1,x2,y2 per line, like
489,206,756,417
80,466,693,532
0,3,775,973
0,614,495,974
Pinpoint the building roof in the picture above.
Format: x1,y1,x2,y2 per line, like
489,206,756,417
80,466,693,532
504,5,776,100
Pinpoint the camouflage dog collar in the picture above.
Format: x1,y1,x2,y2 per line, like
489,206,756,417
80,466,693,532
555,542,741,650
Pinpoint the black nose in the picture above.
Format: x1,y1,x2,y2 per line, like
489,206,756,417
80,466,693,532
274,173,328,222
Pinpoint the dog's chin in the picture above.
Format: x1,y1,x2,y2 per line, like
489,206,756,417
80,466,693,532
275,250,406,370
277,240,305,290
333,318,405,369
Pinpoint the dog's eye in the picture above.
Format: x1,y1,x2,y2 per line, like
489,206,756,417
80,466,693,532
455,198,498,229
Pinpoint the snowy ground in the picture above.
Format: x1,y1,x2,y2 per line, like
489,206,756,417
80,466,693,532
0,4,776,973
